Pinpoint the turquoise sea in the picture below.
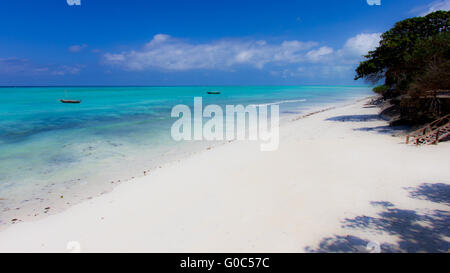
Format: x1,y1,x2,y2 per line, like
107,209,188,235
0,86,372,225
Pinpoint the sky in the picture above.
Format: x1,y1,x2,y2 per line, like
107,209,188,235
0,0,449,86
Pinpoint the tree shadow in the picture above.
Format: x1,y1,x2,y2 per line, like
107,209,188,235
353,125,409,135
406,183,450,206
326,114,383,122
306,183,450,253
363,105,378,109
304,235,398,253
326,114,410,135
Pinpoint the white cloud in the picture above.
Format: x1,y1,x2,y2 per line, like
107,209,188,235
68,44,88,53
415,0,450,16
276,33,381,79
103,32,382,80
0,57,84,76
52,65,83,76
103,34,318,71
340,33,381,57
305,46,334,62
0,58,30,73
147,34,171,45
104,53,125,62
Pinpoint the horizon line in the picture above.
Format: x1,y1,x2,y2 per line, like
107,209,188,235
0,84,372,88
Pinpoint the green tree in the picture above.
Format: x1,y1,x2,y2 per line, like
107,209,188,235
407,32,450,96
355,11,449,94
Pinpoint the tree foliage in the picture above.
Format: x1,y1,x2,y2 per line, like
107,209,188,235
355,11,450,124
407,32,450,96
355,11,449,92
373,84,389,95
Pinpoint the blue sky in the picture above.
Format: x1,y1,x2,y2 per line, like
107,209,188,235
0,0,449,86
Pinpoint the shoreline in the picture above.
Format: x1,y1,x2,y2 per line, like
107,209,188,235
1,97,448,252
0,96,369,231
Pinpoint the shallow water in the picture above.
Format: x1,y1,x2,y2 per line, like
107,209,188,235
0,86,372,225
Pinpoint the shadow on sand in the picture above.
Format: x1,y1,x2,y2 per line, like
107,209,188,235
406,183,450,206
305,183,450,253
353,125,409,135
326,114,409,135
326,114,383,122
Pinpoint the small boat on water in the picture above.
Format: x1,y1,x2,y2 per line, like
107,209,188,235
60,99,81,104
207,91,221,95
60,89,81,104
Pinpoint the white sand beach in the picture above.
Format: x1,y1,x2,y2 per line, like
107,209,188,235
0,98,449,253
